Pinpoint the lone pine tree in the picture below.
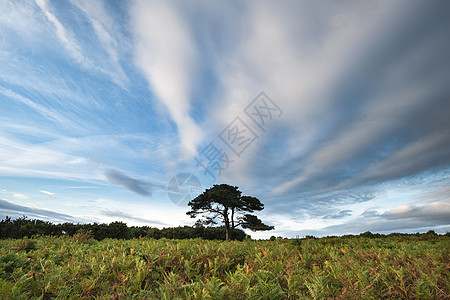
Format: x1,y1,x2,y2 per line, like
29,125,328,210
187,184,274,240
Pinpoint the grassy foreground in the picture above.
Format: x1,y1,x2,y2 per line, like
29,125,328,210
0,235,448,299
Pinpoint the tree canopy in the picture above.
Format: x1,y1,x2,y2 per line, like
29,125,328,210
187,184,274,240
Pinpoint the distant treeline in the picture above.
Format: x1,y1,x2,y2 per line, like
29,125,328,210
270,230,448,241
0,216,249,241
356,230,446,238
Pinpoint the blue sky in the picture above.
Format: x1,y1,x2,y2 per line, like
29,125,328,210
1,0,449,238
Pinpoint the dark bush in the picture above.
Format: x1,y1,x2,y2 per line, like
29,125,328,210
16,238,37,252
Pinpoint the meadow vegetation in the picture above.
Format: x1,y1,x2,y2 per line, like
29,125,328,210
0,232,448,299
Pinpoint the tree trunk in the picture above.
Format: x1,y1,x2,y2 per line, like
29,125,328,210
223,207,230,241
229,208,235,241
225,225,229,241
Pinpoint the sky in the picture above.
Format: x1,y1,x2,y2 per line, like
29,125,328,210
1,0,449,238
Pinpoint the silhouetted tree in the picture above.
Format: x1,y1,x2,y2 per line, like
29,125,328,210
187,184,274,240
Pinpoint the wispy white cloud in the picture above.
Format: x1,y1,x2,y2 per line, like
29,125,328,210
0,133,102,181
0,86,77,129
84,198,188,227
420,184,450,203
131,0,203,157
0,1,46,42
101,209,167,226
0,130,177,192
0,52,104,112
13,193,29,199
69,0,118,61
68,0,129,88
30,0,129,89
35,0,86,64
39,190,55,196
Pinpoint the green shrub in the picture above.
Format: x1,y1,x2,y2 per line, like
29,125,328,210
72,229,93,243
16,238,37,252
291,238,302,248
0,252,28,279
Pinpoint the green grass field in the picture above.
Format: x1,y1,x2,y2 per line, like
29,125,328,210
0,235,449,299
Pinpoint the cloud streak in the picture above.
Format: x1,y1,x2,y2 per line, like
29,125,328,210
13,193,29,199
39,190,54,195
0,199,75,223
0,86,77,129
102,209,167,226
131,0,203,157
68,0,129,88
382,200,450,225
104,169,164,198
35,0,85,64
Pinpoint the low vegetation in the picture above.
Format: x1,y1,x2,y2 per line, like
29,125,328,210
0,233,448,299
0,216,248,241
